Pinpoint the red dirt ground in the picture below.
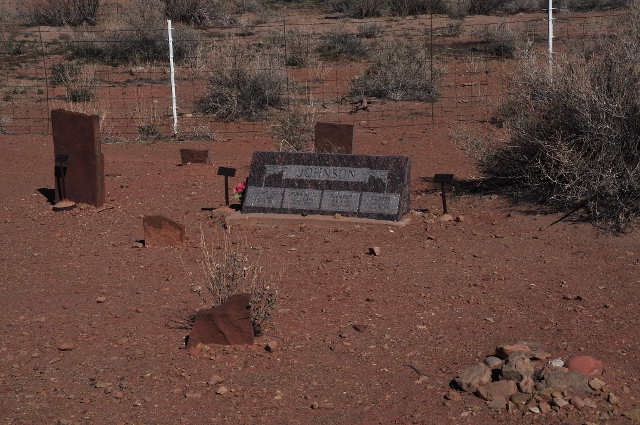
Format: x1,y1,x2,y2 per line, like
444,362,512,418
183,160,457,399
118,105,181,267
1,5,640,424
1,126,640,425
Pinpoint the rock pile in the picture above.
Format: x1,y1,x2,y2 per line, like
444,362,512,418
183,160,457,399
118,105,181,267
453,342,612,414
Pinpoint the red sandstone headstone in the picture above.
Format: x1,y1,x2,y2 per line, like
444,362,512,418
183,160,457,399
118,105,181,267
187,293,254,347
314,122,355,154
143,215,185,247
180,149,212,165
51,109,105,207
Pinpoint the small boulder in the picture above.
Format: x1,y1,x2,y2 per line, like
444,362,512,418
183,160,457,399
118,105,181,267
518,376,535,394
495,343,531,359
501,351,534,382
484,356,503,368
187,293,253,348
454,363,492,393
487,397,507,410
565,356,603,379
544,371,593,394
477,380,518,401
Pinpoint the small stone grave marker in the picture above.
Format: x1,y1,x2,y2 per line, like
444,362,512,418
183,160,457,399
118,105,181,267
180,149,211,165
314,122,355,154
242,151,410,221
143,215,185,247
51,109,105,207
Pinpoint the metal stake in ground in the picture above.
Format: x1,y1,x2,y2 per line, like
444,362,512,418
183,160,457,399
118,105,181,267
53,154,75,211
433,174,454,214
217,167,236,206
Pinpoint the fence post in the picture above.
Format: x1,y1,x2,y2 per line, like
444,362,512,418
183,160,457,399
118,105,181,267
168,20,178,136
548,0,554,78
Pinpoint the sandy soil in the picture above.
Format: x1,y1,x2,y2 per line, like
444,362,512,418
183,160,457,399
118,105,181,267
1,127,640,425
1,5,639,425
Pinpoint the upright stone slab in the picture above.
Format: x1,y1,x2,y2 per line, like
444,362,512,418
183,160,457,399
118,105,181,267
242,151,410,221
314,122,355,154
51,109,104,207
180,149,211,165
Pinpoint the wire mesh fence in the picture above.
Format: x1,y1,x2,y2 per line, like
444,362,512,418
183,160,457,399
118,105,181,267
0,10,625,140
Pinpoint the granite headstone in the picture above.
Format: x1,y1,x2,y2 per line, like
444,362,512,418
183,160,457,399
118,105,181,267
242,151,410,221
314,122,355,154
51,109,104,207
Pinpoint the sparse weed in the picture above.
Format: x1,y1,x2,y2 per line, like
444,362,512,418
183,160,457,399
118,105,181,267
50,97,113,136
325,0,385,18
198,44,287,121
271,104,317,152
471,22,521,58
350,41,442,102
18,0,100,26
357,23,381,39
162,0,238,27
51,61,98,102
132,92,163,140
318,27,368,60
196,232,278,337
69,0,202,65
0,116,12,134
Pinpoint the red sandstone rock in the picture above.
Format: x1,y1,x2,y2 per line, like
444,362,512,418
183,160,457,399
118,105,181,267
566,356,604,378
477,380,518,401
454,363,492,392
143,215,185,247
187,293,254,348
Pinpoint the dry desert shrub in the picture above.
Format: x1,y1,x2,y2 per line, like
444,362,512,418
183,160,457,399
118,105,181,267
317,27,368,60
349,40,442,102
18,0,101,26
271,103,318,152
464,1,640,231
196,232,278,337
325,0,386,18
198,42,287,121
471,21,521,58
161,0,238,26
51,61,98,102
69,0,202,64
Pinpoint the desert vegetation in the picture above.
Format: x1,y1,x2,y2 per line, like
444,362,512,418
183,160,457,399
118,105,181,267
18,0,101,26
197,45,287,121
349,41,442,102
196,233,278,336
460,1,640,231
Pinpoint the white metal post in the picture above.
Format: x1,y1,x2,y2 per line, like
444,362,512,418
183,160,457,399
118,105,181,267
168,20,178,136
548,0,554,77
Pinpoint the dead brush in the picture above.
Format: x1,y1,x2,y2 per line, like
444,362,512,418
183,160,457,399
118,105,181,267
271,101,318,152
466,0,640,232
196,232,278,337
349,40,442,102
198,41,287,121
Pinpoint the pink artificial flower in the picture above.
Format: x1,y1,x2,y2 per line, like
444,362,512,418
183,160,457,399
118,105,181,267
233,178,247,195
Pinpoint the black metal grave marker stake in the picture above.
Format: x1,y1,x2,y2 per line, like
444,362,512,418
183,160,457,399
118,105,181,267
433,173,454,214
55,154,70,201
217,167,236,206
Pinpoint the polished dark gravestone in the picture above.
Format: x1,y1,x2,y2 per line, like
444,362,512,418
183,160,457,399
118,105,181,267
51,109,105,207
314,122,355,154
242,151,410,221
